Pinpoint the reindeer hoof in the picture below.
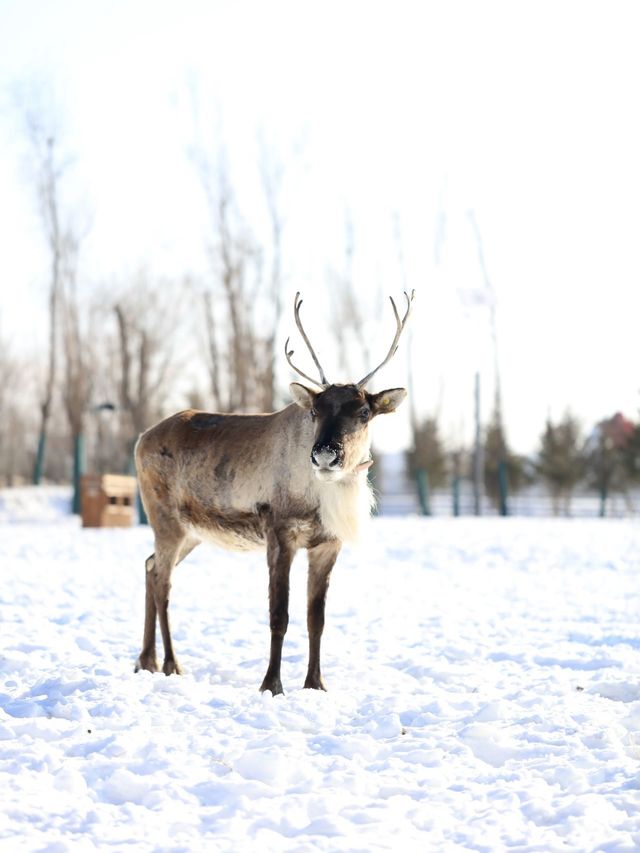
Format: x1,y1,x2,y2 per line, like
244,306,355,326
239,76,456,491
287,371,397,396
135,654,159,673
162,659,183,676
303,675,327,691
259,675,284,696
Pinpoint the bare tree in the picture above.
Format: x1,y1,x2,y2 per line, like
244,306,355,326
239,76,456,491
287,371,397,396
16,84,91,489
195,152,251,410
114,277,178,465
258,140,286,411
202,289,222,409
218,175,256,410
0,338,35,484
465,210,505,514
330,214,372,379
467,210,501,423
26,128,67,483
393,212,416,432
192,140,284,413
59,239,94,510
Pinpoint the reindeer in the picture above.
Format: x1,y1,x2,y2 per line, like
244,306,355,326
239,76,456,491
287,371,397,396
134,290,413,694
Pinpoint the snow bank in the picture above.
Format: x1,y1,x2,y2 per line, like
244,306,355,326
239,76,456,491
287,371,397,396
1,517,640,850
0,485,74,524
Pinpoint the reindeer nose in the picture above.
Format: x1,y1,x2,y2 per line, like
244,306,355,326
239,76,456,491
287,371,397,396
311,446,340,468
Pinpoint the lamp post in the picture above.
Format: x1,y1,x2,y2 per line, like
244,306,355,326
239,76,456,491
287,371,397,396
473,372,483,516
73,402,116,516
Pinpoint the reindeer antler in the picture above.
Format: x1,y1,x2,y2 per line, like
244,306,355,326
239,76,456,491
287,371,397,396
356,290,414,389
284,292,330,388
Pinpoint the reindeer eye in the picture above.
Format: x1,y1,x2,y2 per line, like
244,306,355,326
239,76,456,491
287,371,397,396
310,408,318,418
359,407,370,421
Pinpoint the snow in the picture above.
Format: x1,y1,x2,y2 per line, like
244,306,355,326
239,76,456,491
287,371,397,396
2,490,640,850
0,485,75,524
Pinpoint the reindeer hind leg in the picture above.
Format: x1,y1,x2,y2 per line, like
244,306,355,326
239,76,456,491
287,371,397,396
135,536,199,675
135,553,160,672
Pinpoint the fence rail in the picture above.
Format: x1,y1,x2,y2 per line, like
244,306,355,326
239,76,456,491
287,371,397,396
375,453,639,518
378,484,639,518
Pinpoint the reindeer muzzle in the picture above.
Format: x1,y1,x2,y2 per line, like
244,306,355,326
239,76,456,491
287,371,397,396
311,445,342,471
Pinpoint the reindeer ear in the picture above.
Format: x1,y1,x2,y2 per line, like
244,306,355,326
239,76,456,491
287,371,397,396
290,382,317,410
367,388,407,416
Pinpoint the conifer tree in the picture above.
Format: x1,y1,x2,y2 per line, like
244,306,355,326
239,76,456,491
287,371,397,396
407,416,448,491
536,411,585,515
484,410,525,513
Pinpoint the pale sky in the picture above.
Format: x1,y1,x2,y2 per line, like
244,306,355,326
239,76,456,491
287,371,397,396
1,0,639,454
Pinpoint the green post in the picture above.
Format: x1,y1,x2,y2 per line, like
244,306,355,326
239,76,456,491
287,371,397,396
599,486,607,518
136,491,148,525
416,468,430,516
452,475,460,517
72,433,86,515
125,448,135,477
33,432,46,484
127,443,148,525
498,459,508,516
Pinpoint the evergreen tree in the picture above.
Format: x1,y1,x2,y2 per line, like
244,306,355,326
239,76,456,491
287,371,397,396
484,411,525,513
407,416,448,490
536,412,585,515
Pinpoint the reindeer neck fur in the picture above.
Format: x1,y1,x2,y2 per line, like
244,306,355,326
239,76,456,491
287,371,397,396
289,405,375,544
314,473,374,544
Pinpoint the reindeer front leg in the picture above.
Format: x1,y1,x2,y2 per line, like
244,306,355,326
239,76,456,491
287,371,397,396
260,528,295,695
304,539,341,690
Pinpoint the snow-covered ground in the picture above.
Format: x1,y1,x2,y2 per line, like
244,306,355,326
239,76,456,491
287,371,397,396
2,491,640,850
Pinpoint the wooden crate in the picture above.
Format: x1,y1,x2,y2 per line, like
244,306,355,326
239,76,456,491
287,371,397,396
81,474,137,527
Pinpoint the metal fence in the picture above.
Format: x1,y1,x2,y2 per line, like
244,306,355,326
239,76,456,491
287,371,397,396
375,453,639,518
